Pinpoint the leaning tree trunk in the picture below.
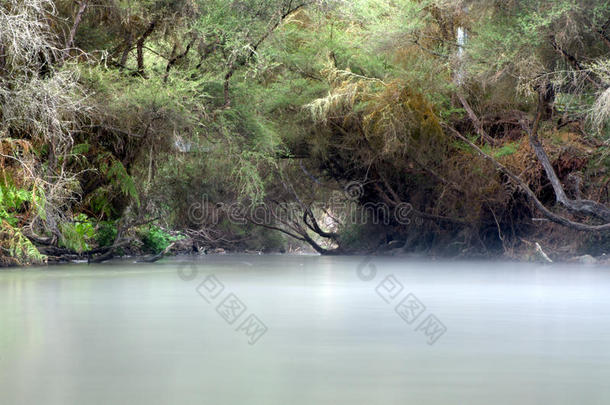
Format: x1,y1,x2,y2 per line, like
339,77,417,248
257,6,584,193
136,20,158,76
445,123,610,232
65,1,88,53
524,91,610,223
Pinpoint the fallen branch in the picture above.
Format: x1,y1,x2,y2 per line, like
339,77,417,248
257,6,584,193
456,92,499,145
87,239,132,263
138,242,176,263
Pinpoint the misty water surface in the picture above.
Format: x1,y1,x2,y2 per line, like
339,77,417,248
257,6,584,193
1,255,609,404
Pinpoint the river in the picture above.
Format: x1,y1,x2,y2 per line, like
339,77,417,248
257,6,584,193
1,255,609,404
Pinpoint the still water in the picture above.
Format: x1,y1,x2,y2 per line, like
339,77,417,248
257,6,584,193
1,255,609,404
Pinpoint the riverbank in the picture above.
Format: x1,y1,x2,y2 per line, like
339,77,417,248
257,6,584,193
5,239,607,268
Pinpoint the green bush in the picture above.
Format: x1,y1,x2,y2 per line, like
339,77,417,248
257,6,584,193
140,225,182,254
59,214,95,253
0,184,33,226
95,222,118,247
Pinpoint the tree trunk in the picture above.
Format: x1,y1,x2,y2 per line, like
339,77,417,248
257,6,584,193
136,20,158,75
66,1,89,52
119,32,133,69
164,39,195,83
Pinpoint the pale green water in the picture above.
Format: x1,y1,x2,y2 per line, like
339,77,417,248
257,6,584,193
1,256,609,404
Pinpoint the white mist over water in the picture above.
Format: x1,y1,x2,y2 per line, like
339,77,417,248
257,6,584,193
1,256,609,404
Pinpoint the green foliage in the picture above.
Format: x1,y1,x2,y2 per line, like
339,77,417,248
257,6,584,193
0,184,32,226
494,143,519,158
105,160,140,206
71,142,91,156
3,0,610,263
89,186,116,219
87,153,141,218
139,225,183,254
465,0,609,97
1,221,47,265
74,213,95,239
95,222,118,248
481,141,520,159
58,216,119,252
59,214,95,253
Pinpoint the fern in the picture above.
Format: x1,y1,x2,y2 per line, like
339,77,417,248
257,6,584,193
59,214,96,253
0,184,37,226
0,221,47,265
107,161,140,205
